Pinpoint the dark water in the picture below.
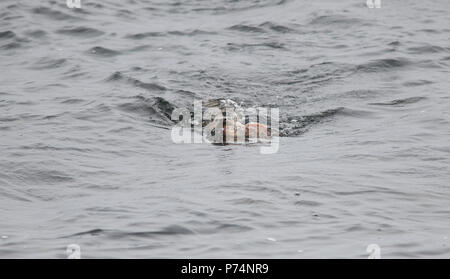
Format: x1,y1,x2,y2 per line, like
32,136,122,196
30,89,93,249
1,0,449,258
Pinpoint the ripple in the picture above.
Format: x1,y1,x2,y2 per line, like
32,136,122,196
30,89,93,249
259,21,295,33
117,95,175,125
24,30,47,38
228,22,296,35
60,98,86,104
369,96,426,106
10,167,75,186
30,57,67,70
56,26,104,38
228,24,266,33
68,225,195,238
277,62,354,86
226,42,285,51
32,7,78,21
403,80,433,87
309,14,364,26
0,30,16,39
294,200,322,207
0,42,21,50
279,107,346,137
407,45,448,54
125,31,164,39
168,29,216,36
356,58,411,72
88,46,122,57
106,71,166,91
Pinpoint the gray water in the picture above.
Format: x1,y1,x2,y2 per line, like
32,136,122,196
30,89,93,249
1,0,449,258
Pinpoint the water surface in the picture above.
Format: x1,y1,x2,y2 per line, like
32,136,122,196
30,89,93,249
0,0,449,258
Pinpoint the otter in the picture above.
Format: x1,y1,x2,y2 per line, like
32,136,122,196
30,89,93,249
202,99,277,144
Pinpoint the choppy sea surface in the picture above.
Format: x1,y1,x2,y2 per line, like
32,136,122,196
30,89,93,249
1,0,449,258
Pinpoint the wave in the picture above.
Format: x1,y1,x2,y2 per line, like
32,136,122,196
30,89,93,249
107,72,166,91
88,46,122,57
56,26,104,38
125,29,215,39
167,29,216,36
0,30,29,50
32,7,78,21
115,97,349,138
0,31,16,39
30,57,67,70
259,21,295,33
309,14,365,26
24,30,47,38
117,95,175,125
228,21,295,34
0,42,21,50
228,24,266,33
277,62,354,86
279,107,345,136
226,42,285,51
369,96,426,106
406,45,449,54
403,80,433,87
356,58,411,72
67,225,195,238
125,31,164,39
148,0,287,15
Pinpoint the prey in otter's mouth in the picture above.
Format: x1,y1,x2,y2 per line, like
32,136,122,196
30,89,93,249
170,99,280,153
201,99,278,145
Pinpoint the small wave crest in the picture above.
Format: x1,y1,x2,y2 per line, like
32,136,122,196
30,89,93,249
107,72,167,91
